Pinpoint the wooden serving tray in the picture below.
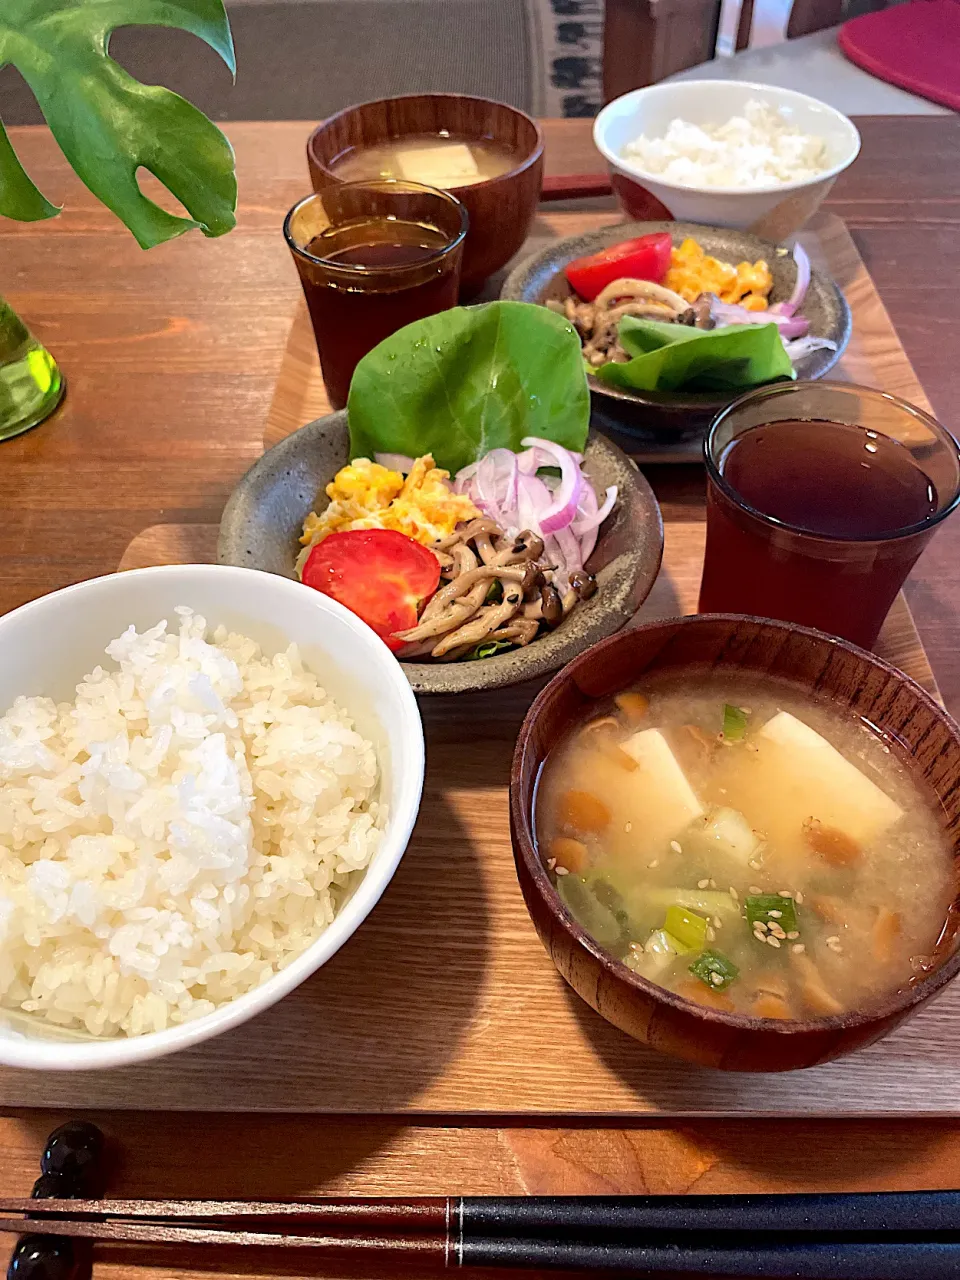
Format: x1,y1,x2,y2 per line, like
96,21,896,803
0,213,951,1115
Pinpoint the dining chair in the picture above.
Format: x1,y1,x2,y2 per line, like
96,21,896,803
601,0,892,101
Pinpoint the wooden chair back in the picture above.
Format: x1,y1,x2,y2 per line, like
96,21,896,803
603,0,875,102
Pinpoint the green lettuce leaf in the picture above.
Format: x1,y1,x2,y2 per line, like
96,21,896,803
593,317,794,394
0,0,237,247
347,301,590,475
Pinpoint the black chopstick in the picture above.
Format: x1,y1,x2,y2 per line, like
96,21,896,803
8,1191,960,1277
461,1189,960,1235
464,1237,960,1277
12,1190,960,1236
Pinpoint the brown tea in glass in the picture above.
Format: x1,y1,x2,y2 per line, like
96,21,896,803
699,382,960,649
284,181,467,409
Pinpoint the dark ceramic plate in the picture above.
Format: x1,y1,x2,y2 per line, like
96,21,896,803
500,220,851,443
217,411,664,696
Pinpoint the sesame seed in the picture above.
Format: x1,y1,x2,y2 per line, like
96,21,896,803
625,822,633,833
670,840,682,854
546,858,556,870
556,866,569,876
768,909,783,918
753,930,767,943
647,859,659,869
740,706,751,715
708,879,717,889
713,916,723,929
778,890,793,898
706,927,716,942
754,920,769,933
786,931,800,940
710,972,724,986
795,891,804,905
729,887,739,901
749,885,763,895
792,943,806,954
769,925,787,939
826,935,840,945
766,936,782,949
748,859,762,871
697,878,709,889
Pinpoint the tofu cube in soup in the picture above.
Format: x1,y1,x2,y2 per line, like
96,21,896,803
617,728,704,846
535,678,953,1023
755,712,903,845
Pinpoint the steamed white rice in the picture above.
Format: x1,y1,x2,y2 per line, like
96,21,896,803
622,100,828,189
0,608,382,1038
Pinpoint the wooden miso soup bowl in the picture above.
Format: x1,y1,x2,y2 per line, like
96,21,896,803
307,93,544,297
510,614,960,1073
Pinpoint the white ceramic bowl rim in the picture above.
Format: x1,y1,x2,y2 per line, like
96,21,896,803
594,80,862,198
0,564,425,1071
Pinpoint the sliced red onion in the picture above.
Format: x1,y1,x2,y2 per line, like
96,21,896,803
783,335,838,364
454,443,617,578
471,448,519,525
710,299,809,339
787,241,811,314
574,485,617,535
516,470,553,535
554,524,583,578
453,459,481,492
374,452,416,472
519,437,582,535
769,244,811,320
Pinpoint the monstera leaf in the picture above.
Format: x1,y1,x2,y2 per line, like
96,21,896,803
0,0,237,247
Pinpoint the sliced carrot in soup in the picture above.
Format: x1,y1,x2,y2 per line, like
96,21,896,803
559,790,611,833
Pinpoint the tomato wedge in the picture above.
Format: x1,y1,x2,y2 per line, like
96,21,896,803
302,529,440,652
564,232,672,302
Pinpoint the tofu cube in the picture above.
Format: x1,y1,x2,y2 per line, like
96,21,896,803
397,143,479,185
756,711,903,844
618,728,704,845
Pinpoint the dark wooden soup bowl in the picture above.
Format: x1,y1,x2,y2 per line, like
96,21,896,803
510,615,960,1073
307,94,544,297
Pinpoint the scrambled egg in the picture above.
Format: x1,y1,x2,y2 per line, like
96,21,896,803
299,455,480,553
664,238,773,310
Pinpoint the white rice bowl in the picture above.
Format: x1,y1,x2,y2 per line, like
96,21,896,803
0,565,424,1070
0,608,383,1038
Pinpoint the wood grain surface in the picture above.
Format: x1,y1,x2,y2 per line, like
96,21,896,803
6,519,923,1117
1,116,959,1274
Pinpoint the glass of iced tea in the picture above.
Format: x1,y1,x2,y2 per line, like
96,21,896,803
698,381,960,649
284,180,468,409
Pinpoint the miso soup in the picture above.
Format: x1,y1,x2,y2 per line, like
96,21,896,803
535,677,956,1020
331,133,519,189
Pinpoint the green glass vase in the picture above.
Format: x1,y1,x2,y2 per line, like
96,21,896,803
0,296,64,441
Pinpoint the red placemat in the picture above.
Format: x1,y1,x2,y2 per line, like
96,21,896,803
838,0,960,111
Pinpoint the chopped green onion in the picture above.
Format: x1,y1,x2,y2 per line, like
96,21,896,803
689,949,739,991
663,905,708,951
745,893,798,936
592,877,631,929
721,704,748,742
469,638,514,661
484,579,504,605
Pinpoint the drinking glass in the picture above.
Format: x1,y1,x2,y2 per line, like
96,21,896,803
698,381,960,649
284,181,468,410
0,297,64,441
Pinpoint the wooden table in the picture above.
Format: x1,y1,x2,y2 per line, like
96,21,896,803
1,116,959,1279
